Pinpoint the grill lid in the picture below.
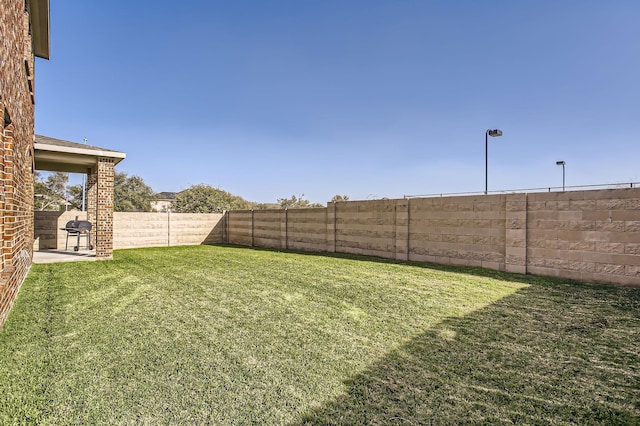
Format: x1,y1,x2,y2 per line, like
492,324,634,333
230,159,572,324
64,220,92,232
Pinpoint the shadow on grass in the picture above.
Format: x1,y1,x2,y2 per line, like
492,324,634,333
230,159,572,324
289,280,640,425
211,245,640,423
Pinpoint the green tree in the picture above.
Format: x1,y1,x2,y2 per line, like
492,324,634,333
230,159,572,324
277,194,323,209
252,202,280,210
114,172,155,212
67,184,83,210
34,171,70,211
330,195,350,203
172,184,252,213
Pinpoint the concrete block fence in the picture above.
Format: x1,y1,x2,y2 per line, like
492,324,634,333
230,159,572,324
227,188,640,287
34,211,223,251
33,187,640,287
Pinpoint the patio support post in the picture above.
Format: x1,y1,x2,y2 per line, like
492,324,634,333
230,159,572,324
87,158,115,259
394,199,410,261
86,166,97,248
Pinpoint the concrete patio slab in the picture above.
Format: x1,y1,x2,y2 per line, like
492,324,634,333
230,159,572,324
33,250,97,264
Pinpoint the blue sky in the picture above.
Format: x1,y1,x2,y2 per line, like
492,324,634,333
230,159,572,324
35,1,640,203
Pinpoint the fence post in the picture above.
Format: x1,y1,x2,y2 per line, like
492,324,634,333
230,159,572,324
394,199,410,261
327,202,337,253
224,210,228,243
504,193,528,274
167,210,171,246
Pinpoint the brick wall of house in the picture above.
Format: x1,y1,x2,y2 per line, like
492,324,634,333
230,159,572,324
0,0,36,328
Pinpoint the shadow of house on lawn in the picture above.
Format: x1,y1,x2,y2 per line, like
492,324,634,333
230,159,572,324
294,280,640,425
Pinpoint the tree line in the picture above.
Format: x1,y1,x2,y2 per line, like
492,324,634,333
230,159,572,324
34,172,349,213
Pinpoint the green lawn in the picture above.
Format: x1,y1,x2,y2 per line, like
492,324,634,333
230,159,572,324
0,245,638,425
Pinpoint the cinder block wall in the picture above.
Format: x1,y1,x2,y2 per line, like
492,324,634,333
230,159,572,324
335,200,398,257
31,188,640,287
227,188,640,287
1,1,37,328
34,211,81,250
166,213,223,247
288,208,327,252
408,195,507,269
114,212,170,249
227,211,253,247
252,209,283,249
34,212,224,251
526,189,639,286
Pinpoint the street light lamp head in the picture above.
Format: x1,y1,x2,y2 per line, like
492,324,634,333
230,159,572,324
556,160,566,192
484,128,503,195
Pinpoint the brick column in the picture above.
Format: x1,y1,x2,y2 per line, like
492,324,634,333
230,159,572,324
86,166,97,228
505,193,528,274
96,158,114,259
87,159,115,259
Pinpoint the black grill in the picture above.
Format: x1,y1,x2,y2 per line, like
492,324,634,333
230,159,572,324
61,219,94,251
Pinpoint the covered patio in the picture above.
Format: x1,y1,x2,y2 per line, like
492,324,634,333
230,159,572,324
34,135,126,260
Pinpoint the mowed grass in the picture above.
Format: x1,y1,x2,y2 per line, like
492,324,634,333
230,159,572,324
0,246,638,425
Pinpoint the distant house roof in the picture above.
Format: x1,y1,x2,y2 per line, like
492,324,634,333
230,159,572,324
29,0,50,59
156,192,177,200
34,134,126,173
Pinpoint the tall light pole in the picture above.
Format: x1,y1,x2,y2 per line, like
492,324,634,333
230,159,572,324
556,160,565,192
82,137,87,211
485,129,503,195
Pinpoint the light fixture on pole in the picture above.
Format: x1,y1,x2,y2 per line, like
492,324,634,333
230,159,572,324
485,129,503,195
556,160,565,192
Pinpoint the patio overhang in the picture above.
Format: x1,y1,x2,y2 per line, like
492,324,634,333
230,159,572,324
34,134,126,173
34,134,125,260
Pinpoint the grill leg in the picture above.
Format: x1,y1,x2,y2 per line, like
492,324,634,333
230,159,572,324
65,232,69,251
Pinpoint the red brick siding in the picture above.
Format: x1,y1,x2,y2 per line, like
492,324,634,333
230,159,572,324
86,159,115,259
96,158,114,258
0,0,36,328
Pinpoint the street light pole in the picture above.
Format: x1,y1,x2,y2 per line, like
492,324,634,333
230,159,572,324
556,161,565,192
82,137,87,211
485,129,503,195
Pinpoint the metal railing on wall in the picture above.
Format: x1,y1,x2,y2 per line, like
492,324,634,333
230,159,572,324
404,182,640,199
